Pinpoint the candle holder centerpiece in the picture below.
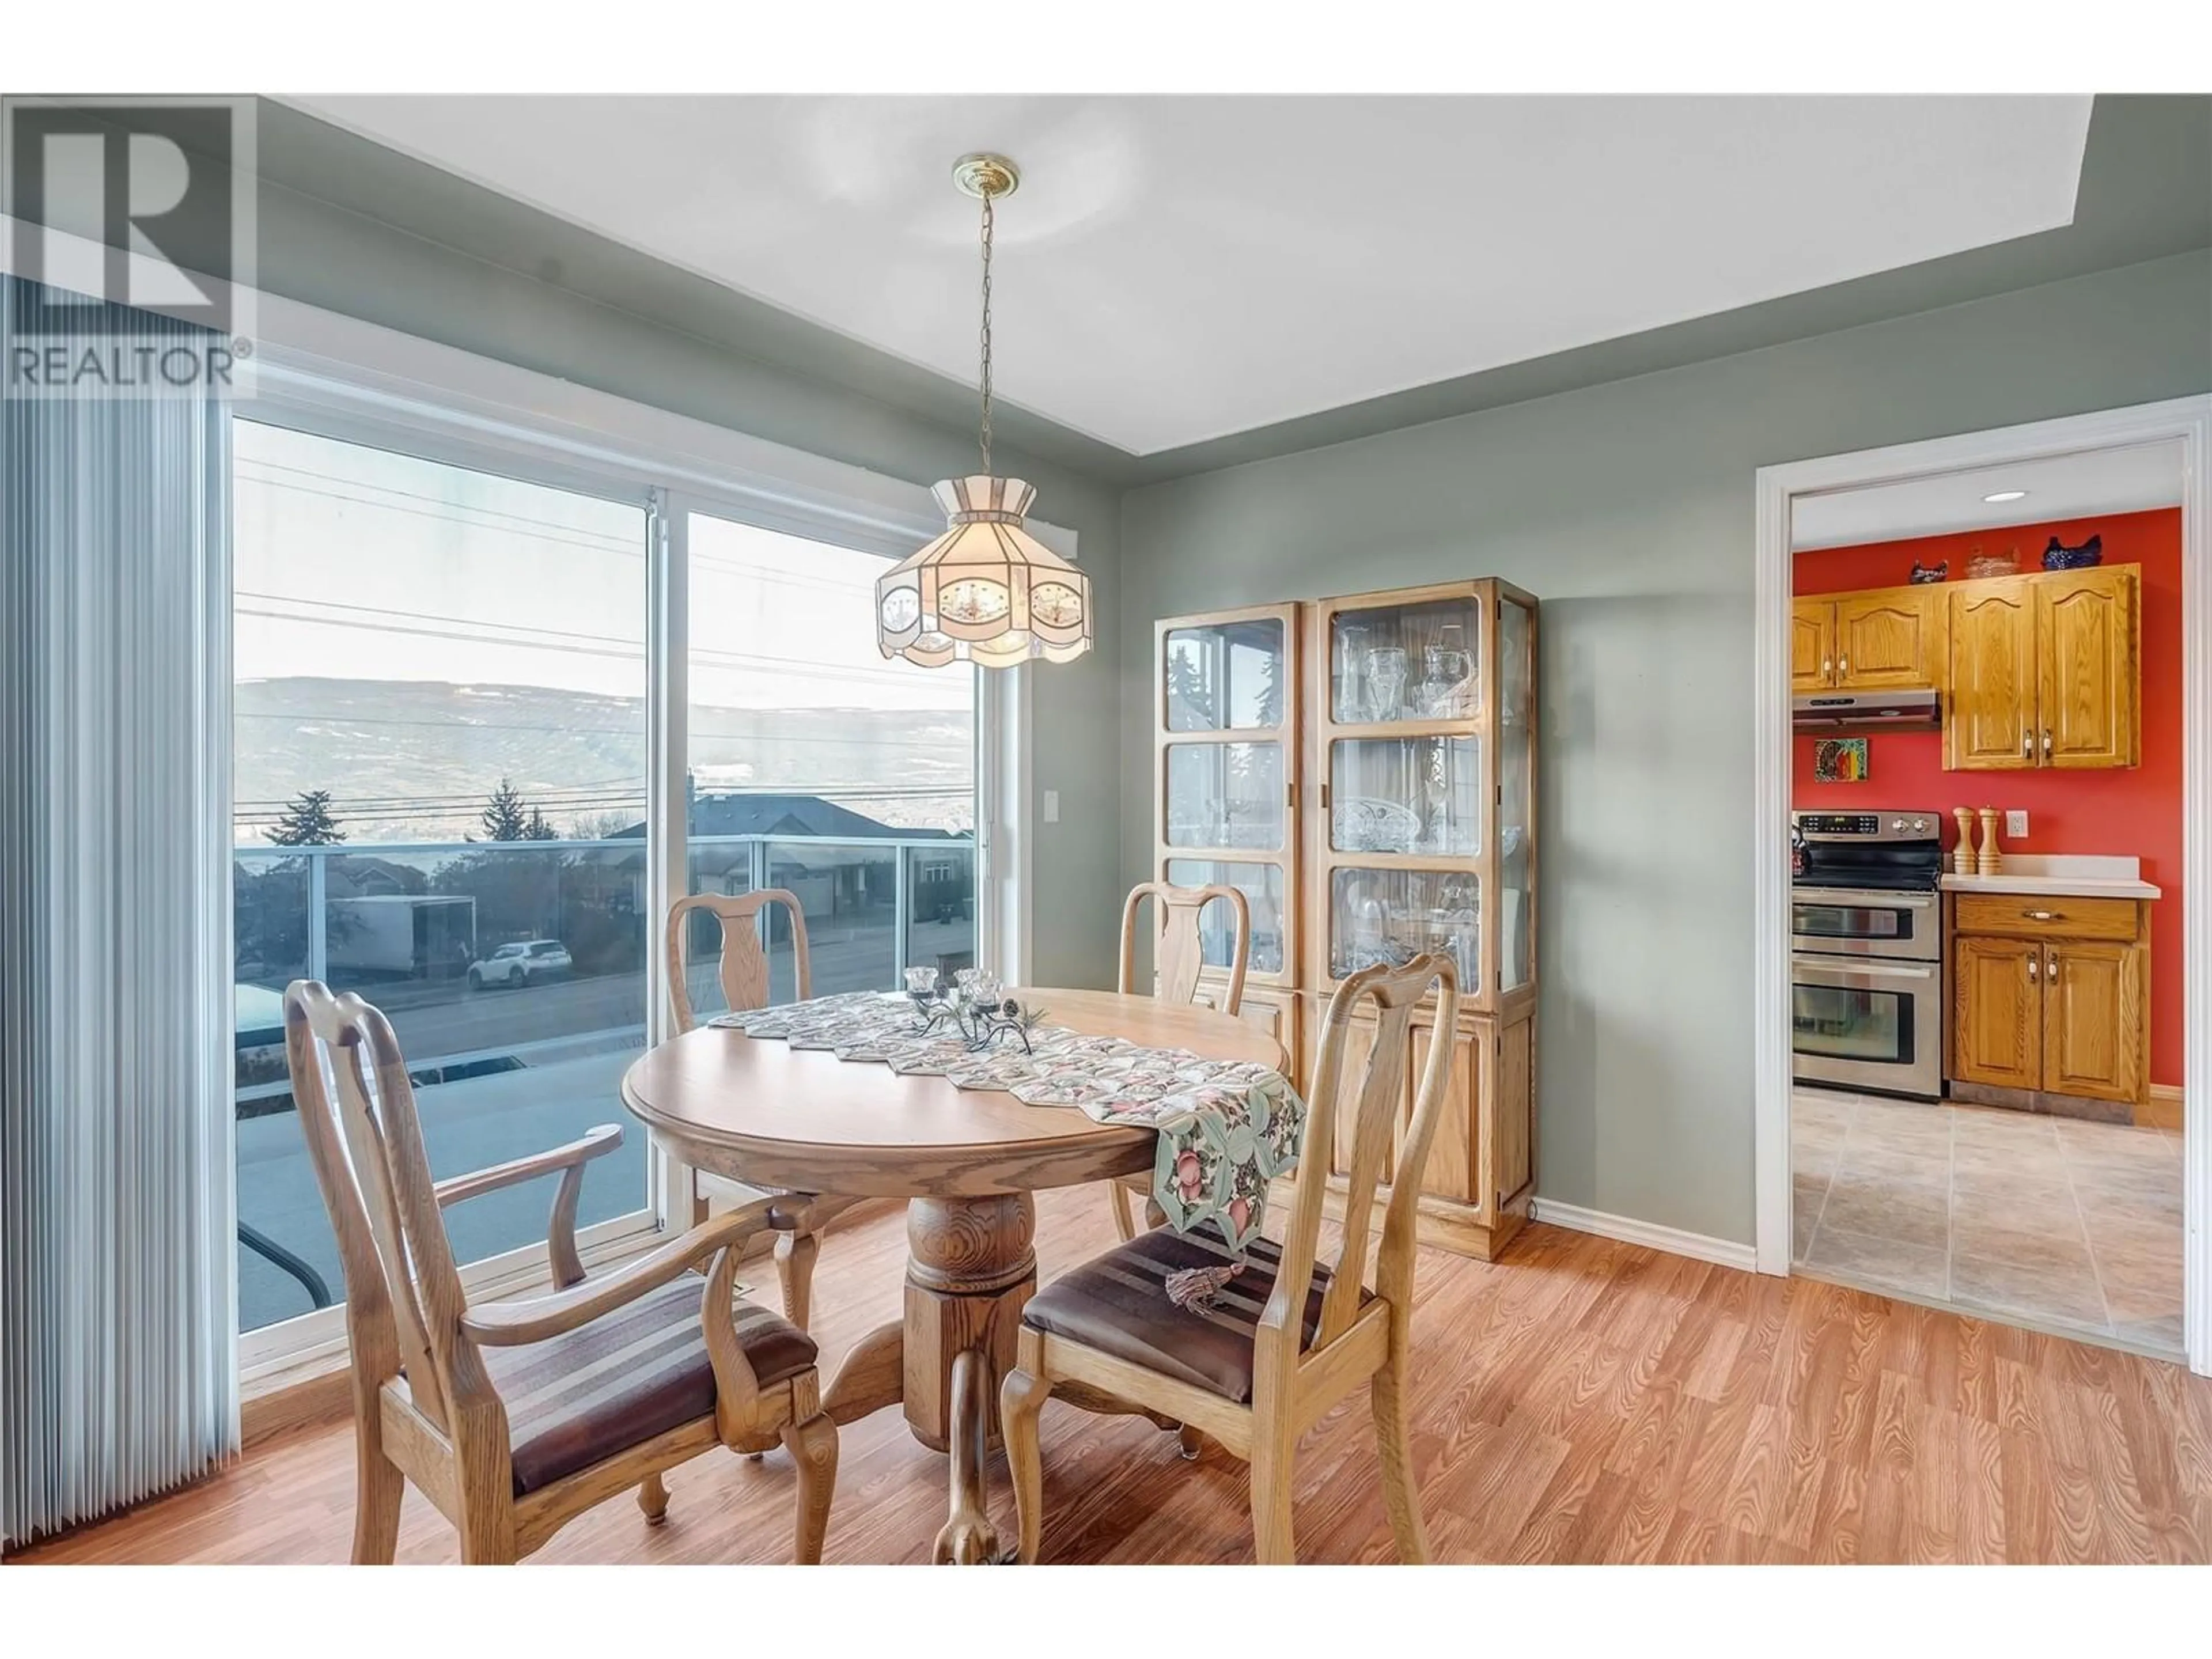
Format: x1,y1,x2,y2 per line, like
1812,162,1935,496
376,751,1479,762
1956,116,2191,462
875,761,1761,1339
903,967,1046,1054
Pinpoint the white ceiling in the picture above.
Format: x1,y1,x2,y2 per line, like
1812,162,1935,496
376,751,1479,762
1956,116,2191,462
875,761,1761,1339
296,95,2092,457
1791,443,2184,551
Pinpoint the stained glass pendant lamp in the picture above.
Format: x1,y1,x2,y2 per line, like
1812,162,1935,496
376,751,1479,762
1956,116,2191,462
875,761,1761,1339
876,154,1092,669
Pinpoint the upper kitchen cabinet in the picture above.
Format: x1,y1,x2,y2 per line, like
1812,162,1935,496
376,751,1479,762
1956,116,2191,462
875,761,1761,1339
1947,576,2039,769
2037,566,2141,770
1790,599,1836,694
1944,567,2139,771
1792,585,1943,693
1834,587,1946,690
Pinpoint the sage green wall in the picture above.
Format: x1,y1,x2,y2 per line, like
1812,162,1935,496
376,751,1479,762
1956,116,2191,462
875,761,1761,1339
1119,250,2212,1245
241,161,1130,990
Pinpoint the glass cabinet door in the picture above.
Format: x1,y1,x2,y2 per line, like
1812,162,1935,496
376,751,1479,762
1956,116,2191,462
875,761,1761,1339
1329,596,1480,724
1165,616,1286,732
1156,607,1298,987
1329,735,1480,856
1165,741,1285,850
1165,858,1287,976
1328,866,1479,988
1497,594,1534,993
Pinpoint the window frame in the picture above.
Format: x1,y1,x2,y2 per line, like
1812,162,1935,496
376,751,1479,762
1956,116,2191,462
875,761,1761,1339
233,294,1043,1373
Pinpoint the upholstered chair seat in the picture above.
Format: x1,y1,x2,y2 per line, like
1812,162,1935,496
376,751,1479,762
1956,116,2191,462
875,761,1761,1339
484,1277,817,1494
1020,1230,1356,1406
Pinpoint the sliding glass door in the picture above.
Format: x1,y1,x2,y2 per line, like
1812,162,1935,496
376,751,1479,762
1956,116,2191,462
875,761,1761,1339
232,420,653,1336
675,510,976,1020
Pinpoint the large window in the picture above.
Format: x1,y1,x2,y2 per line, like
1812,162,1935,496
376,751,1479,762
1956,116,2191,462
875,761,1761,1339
232,421,652,1334
676,511,976,1020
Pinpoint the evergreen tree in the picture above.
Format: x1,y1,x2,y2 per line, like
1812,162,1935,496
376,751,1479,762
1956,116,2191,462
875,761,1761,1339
264,789,346,846
479,778,531,842
524,805,558,842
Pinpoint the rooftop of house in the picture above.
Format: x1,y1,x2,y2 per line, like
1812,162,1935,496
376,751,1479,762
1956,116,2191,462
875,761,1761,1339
613,792,959,843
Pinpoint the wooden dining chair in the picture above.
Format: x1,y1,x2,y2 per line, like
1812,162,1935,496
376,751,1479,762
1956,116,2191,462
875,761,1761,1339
284,980,840,1565
1003,952,1457,1565
1109,880,1253,1240
665,890,858,1331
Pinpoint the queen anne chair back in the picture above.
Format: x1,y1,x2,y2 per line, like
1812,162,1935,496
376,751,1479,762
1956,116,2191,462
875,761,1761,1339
1001,949,1460,1563
1118,880,1251,1015
664,889,812,1032
1272,951,1458,1362
284,980,490,1441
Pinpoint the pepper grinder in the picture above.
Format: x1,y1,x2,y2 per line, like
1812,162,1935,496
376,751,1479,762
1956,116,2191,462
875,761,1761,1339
1976,806,2002,875
1951,807,1975,876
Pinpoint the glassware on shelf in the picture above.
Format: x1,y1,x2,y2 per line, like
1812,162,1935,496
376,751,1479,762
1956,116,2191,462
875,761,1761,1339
1352,888,1391,968
1363,645,1409,723
1332,867,1479,981
1331,796,1420,854
1333,624,1373,724
1330,735,1480,854
903,966,938,995
1416,623,1474,717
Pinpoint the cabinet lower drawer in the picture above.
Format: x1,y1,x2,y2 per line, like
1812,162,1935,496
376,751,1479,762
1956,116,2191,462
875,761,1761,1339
1950,893,2140,942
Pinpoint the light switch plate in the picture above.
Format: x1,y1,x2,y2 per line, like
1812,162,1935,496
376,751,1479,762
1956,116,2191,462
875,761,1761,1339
1043,789,1061,825
2005,809,2029,838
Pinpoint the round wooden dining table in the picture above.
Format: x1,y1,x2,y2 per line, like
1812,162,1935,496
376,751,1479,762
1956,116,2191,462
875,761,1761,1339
619,986,1285,1563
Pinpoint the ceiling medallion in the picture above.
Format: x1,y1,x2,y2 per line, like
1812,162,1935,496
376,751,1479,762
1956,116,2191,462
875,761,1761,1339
876,153,1092,671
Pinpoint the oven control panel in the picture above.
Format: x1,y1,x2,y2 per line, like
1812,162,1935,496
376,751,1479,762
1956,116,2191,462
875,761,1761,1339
1793,810,1940,842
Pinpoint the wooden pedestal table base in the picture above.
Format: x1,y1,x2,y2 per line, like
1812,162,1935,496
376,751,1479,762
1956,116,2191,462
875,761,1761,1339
822,1194,1036,1563
619,987,1285,1564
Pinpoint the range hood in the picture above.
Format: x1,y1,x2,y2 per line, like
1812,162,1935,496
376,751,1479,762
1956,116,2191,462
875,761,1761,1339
1792,688,1941,733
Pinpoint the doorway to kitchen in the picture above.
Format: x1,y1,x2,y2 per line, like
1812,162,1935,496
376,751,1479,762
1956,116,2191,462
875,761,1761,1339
1753,397,2212,1377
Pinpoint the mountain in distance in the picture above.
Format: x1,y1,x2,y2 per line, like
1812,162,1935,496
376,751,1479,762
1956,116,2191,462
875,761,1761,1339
236,677,974,845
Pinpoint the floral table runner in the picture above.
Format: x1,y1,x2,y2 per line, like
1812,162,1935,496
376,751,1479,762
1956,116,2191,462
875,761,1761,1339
713,991,1304,1253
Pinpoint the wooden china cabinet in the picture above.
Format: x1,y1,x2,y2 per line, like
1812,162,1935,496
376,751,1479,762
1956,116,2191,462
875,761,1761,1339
1150,579,1539,1260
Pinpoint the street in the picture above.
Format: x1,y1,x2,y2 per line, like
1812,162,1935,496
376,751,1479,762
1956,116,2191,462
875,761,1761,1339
340,914,972,1065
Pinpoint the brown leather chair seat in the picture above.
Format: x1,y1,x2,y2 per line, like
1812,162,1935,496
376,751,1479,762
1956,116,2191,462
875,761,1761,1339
1021,1229,1363,1405
483,1273,816,1494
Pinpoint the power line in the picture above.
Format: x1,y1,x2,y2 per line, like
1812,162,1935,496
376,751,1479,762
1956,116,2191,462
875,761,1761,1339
235,710,971,745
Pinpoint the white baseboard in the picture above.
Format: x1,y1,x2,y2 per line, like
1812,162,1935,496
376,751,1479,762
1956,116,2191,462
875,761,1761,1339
1528,1198,1759,1274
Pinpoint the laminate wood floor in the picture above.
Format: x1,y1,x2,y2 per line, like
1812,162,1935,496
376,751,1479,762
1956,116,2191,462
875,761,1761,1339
14,1188,2212,1565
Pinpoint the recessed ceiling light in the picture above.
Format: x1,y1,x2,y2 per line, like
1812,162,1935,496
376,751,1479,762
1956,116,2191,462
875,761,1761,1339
1983,490,2028,503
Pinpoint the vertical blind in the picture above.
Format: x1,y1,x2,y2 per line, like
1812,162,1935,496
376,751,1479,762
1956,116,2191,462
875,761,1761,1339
1,276,237,1545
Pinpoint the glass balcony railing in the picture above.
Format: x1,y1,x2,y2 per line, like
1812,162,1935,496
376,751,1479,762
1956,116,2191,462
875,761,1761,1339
234,832,974,1332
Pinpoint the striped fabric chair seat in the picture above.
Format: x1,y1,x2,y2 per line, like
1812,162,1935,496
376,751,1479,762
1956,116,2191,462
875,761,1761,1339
483,1274,816,1494
1020,1229,1365,1405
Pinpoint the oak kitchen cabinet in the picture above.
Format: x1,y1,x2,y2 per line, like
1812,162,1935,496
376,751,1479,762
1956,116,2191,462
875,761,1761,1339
1152,580,1540,1261
1944,566,2141,771
1947,891,2150,1119
1791,585,1945,694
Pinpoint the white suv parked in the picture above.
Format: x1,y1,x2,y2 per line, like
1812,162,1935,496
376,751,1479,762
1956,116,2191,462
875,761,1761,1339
468,939,571,990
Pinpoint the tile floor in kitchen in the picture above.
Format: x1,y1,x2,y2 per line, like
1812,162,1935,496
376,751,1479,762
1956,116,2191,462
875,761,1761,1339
1791,1085,2185,1357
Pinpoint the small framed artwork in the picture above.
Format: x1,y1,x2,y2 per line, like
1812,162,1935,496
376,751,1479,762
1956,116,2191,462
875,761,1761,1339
1813,738,1869,783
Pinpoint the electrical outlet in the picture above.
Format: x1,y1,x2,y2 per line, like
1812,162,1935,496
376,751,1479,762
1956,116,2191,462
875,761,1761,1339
1043,789,1061,825
2005,809,2029,839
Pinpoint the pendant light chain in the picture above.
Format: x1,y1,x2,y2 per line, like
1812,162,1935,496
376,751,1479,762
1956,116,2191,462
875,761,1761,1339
978,181,995,476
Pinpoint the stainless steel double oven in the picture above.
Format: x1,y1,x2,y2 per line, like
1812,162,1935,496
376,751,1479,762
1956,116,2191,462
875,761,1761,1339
1790,811,1944,1100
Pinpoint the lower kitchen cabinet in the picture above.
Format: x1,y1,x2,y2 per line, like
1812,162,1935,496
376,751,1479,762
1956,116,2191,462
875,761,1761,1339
1947,893,2150,1118
1952,935,2043,1092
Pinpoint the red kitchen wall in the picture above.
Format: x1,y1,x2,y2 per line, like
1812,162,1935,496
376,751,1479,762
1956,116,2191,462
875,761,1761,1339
1794,507,2184,1087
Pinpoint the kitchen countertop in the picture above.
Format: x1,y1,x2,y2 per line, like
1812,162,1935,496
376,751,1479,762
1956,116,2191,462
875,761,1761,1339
1940,853,2160,901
